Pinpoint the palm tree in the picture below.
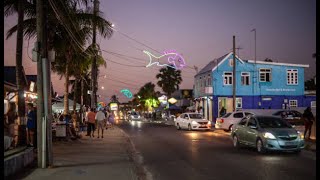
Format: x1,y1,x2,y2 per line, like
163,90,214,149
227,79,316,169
156,66,182,97
136,82,160,112
6,0,113,114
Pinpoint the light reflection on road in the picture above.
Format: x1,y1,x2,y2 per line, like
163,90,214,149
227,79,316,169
130,121,142,128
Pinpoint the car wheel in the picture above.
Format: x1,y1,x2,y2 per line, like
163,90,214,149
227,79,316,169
188,124,192,131
233,134,240,149
256,139,266,154
176,123,181,130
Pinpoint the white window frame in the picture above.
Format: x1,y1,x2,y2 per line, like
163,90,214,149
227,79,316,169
241,72,250,85
289,100,298,107
236,98,242,109
311,101,316,108
287,69,298,85
259,68,272,82
199,77,202,87
223,72,233,85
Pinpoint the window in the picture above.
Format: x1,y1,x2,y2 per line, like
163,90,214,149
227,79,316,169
233,112,244,118
289,100,298,107
239,118,248,126
223,72,233,85
236,98,242,109
207,75,211,86
199,77,202,87
247,118,257,127
241,72,250,85
259,68,272,82
184,114,189,119
311,101,316,108
287,69,298,85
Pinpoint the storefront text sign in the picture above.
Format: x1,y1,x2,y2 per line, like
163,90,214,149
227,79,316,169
266,88,296,92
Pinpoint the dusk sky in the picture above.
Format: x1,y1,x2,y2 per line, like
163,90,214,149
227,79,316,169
4,0,316,103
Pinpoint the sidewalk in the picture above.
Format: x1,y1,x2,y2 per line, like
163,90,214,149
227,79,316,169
15,127,147,180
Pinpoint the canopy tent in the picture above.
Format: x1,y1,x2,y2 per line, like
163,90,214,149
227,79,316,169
52,99,81,113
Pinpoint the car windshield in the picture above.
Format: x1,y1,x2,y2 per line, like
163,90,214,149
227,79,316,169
189,114,203,119
132,112,139,116
257,117,292,128
222,113,232,118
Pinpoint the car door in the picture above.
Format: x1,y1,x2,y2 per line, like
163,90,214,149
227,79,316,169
177,114,184,127
183,114,190,128
245,117,259,146
235,117,249,143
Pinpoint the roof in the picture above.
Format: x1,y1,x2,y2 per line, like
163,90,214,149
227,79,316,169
196,53,229,76
246,60,309,68
195,52,244,77
4,66,28,86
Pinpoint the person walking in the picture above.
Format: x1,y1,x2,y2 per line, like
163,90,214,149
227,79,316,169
26,103,36,147
87,108,96,137
95,108,106,138
219,106,226,117
303,107,314,140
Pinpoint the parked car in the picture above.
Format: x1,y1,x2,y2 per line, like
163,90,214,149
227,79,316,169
215,111,254,131
128,111,142,121
231,115,304,154
175,113,211,131
272,110,304,126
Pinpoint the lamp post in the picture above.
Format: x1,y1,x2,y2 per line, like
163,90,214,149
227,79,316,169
251,28,257,109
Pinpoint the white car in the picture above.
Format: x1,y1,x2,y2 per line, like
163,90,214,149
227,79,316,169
175,113,211,130
215,111,254,131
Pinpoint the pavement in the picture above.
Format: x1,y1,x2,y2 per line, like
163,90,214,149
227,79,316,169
10,126,149,180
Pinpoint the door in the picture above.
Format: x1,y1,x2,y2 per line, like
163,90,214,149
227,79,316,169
236,117,249,143
231,112,244,129
245,117,258,146
183,114,190,128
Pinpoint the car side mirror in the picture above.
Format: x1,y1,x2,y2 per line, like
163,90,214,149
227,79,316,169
250,125,257,129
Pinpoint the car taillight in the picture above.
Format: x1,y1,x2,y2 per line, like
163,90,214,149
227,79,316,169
220,119,224,123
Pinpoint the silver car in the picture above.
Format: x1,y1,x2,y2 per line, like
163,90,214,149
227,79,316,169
231,115,304,154
128,112,142,121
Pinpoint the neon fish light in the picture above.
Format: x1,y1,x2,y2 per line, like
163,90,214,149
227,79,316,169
143,50,186,70
120,89,133,99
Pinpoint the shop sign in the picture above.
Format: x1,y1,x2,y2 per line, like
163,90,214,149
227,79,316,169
266,88,296,92
110,103,118,111
29,81,35,92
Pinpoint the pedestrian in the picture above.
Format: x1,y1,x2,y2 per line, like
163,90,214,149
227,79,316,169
303,107,314,140
108,112,115,129
95,108,106,138
87,108,96,137
219,106,226,117
5,102,18,148
26,103,36,147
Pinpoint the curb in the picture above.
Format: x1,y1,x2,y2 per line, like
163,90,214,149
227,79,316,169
118,127,153,180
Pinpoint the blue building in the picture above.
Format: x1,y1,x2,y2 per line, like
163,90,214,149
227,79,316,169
194,52,316,122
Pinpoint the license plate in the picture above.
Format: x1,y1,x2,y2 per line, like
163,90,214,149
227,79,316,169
200,125,207,128
284,142,295,145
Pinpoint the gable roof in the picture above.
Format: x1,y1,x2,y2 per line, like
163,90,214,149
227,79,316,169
195,52,244,77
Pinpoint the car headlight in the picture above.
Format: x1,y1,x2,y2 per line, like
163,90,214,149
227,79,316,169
297,131,304,139
138,115,141,118
207,121,211,125
263,132,276,139
191,121,198,125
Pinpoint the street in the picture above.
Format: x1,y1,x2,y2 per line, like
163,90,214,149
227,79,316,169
119,120,316,180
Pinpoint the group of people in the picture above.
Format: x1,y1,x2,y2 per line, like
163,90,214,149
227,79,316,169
4,102,37,149
84,107,115,138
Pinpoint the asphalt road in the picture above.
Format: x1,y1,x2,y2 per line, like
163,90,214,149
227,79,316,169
118,120,316,180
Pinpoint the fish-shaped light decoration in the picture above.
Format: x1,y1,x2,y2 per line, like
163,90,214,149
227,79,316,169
120,89,133,99
143,50,186,70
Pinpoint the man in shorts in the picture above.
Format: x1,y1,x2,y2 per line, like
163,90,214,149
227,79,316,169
95,108,106,138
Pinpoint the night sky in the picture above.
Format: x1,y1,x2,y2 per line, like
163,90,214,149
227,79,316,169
4,0,316,103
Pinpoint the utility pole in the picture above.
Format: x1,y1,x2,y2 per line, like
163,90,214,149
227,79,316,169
233,36,236,112
91,0,99,109
37,0,52,168
251,28,256,108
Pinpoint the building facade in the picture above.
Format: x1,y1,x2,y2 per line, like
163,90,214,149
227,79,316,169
194,52,316,122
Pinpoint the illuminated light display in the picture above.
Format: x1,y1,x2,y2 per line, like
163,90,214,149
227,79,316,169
143,50,186,70
168,97,177,104
97,102,106,108
120,89,133,99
